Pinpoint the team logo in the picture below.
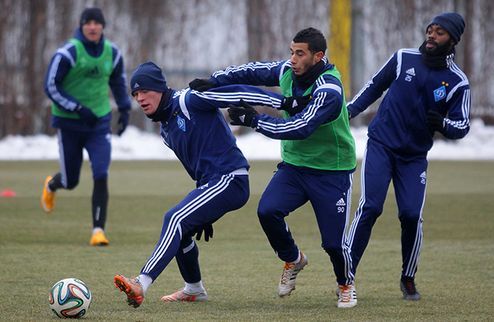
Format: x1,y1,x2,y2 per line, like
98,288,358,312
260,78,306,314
433,82,448,102
177,116,186,132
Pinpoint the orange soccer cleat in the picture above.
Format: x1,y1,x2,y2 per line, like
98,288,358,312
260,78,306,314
114,275,144,308
41,176,55,213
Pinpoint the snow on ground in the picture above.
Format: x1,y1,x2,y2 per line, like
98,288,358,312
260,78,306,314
0,119,493,161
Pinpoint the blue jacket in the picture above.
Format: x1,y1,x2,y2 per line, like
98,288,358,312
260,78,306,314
208,59,345,141
44,28,131,132
159,84,283,186
347,48,470,157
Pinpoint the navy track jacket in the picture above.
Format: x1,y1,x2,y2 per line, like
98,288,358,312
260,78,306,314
159,85,283,186
208,59,345,141
347,48,470,157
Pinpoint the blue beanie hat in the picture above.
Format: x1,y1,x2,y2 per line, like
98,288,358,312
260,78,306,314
80,7,106,28
427,12,465,43
130,62,167,95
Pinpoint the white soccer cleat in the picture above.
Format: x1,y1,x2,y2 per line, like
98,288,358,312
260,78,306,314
161,288,208,302
278,252,308,297
337,284,357,308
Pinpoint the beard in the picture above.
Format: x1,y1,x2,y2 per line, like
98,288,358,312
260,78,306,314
419,40,456,69
422,40,454,57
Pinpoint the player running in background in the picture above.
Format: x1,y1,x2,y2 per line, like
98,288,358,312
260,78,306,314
113,61,291,308
42,7,131,246
345,12,470,300
190,27,358,308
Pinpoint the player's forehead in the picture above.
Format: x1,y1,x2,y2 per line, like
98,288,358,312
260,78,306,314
426,24,447,33
290,41,310,52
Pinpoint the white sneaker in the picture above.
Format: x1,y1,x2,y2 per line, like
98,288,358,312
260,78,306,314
161,289,208,302
337,284,357,308
278,252,308,297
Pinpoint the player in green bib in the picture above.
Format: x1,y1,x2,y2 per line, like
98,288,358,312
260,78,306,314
42,8,131,246
190,27,357,308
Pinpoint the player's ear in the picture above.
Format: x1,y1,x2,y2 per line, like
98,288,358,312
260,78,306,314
314,51,324,62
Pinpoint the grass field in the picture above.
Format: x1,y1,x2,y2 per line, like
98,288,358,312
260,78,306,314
0,160,493,321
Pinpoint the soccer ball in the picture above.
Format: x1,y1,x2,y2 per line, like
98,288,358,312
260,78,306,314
49,278,92,319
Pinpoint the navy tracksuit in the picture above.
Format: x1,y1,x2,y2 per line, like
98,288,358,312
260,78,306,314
44,28,131,186
346,48,471,279
208,59,357,286
140,85,284,282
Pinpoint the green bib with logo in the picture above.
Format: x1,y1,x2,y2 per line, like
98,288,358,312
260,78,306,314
279,67,356,170
51,38,113,119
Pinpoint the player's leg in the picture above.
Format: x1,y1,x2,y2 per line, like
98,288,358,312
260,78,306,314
257,162,308,297
161,174,249,302
86,130,111,246
345,139,393,274
308,171,356,308
115,174,249,307
258,162,307,262
393,157,427,300
41,128,83,212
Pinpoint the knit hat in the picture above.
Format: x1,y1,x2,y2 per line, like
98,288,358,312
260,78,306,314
130,62,167,95
427,12,465,43
80,7,106,27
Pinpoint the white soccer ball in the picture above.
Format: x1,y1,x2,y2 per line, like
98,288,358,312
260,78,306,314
48,278,92,319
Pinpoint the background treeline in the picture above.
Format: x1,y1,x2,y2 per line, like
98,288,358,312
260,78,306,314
0,0,492,137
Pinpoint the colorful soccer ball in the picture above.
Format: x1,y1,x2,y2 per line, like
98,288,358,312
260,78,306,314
48,278,92,319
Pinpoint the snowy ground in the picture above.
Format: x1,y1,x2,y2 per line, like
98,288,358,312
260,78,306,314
0,119,493,161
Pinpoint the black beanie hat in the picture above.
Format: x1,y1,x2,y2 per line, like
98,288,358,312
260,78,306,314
130,62,168,95
80,7,106,28
426,12,465,43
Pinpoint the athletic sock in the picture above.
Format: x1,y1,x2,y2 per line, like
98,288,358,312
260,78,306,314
92,227,104,235
137,274,153,294
184,281,205,294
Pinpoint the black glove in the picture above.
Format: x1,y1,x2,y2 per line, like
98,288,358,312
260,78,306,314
227,100,258,127
117,109,129,136
427,110,445,133
195,223,214,242
280,95,311,116
189,78,216,92
77,106,98,127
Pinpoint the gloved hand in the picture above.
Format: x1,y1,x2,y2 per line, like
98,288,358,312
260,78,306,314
117,109,130,136
189,78,216,92
279,95,311,116
77,106,98,127
227,100,259,127
427,110,445,133
195,223,214,242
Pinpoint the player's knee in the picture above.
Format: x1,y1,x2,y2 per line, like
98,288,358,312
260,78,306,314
359,204,384,222
257,202,278,222
398,209,420,223
323,245,342,257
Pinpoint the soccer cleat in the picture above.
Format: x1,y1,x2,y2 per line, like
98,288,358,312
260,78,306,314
41,176,55,213
114,275,144,308
161,289,208,302
89,230,110,246
400,276,421,300
278,251,308,297
337,284,357,308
